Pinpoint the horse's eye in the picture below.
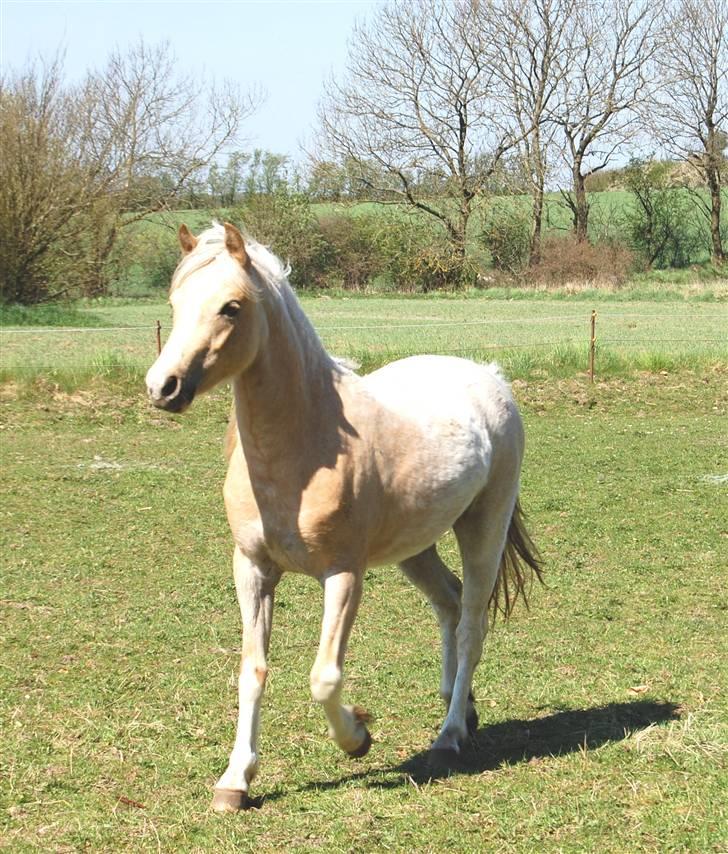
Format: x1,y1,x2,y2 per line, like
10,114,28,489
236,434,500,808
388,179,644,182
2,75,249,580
220,301,241,319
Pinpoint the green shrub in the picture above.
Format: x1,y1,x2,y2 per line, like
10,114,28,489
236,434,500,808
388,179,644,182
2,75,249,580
623,159,703,268
405,242,479,292
373,214,478,291
232,190,330,289
481,202,532,273
317,213,384,289
110,224,180,296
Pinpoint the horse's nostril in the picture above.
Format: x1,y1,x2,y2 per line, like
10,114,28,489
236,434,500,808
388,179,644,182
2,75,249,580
161,376,180,399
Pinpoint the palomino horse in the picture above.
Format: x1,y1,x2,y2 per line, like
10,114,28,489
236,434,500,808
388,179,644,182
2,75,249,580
146,222,542,811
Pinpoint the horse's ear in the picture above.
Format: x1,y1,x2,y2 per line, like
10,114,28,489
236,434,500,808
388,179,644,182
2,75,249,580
178,224,198,255
224,222,249,268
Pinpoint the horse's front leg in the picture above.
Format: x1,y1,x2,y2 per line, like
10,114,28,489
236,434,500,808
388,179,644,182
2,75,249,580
212,548,280,812
310,568,371,757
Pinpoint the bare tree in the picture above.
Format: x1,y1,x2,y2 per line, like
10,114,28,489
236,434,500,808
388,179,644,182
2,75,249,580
654,0,727,265
0,42,258,303
0,56,92,302
549,0,663,241
485,0,574,264
80,40,258,287
317,0,519,271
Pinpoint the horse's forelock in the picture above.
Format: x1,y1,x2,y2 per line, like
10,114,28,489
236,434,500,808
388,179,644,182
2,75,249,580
169,223,289,299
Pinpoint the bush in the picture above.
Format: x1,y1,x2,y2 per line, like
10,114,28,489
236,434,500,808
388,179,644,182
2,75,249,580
373,214,478,291
481,202,532,273
404,242,479,292
110,224,180,295
622,159,703,268
317,213,384,289
232,190,330,289
526,235,637,287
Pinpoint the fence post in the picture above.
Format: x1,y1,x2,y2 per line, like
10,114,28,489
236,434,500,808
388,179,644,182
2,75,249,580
588,310,597,383
156,320,162,356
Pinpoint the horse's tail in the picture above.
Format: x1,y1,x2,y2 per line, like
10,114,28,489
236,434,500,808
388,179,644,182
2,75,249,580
489,498,544,619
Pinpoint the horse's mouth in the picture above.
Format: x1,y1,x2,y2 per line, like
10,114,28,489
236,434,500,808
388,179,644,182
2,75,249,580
148,383,196,413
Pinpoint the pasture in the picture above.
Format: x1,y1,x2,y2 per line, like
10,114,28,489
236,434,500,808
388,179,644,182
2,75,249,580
1,294,727,851
1,291,727,383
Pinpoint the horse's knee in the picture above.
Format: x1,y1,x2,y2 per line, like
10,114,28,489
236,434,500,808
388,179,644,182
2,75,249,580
239,661,268,703
310,663,342,704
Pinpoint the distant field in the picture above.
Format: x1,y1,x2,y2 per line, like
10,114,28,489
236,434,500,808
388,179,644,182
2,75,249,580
167,187,716,256
1,294,726,384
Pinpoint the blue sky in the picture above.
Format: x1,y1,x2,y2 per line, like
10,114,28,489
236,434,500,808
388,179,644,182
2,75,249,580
0,0,378,161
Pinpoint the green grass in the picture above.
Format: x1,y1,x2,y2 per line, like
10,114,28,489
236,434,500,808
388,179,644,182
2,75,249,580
1,294,726,384
1,369,726,851
0,302,105,327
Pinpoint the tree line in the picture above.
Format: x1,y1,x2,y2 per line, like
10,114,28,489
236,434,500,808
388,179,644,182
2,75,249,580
1,0,726,303
317,0,726,269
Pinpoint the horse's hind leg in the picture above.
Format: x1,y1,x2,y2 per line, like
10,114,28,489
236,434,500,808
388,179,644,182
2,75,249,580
431,485,517,759
399,547,476,731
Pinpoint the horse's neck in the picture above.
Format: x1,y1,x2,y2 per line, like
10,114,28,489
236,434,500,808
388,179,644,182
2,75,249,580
232,284,341,486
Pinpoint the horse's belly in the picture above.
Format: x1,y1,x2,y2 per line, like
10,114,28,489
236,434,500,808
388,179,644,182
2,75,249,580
366,449,488,566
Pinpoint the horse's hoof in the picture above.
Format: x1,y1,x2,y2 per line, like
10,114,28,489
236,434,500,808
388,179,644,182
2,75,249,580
347,726,372,758
428,747,459,772
466,705,479,736
211,787,248,813
352,705,372,724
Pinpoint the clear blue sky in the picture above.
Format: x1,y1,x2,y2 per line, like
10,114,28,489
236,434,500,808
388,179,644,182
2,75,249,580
0,0,379,161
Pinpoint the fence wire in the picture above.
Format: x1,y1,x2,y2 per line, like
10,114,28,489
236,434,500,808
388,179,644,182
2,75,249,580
1,310,726,375
2,309,726,334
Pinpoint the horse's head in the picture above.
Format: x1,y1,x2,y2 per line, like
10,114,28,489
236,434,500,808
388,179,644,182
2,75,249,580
146,222,266,412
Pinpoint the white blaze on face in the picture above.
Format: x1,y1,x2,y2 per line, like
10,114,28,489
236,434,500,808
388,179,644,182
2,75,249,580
146,280,209,402
145,248,257,410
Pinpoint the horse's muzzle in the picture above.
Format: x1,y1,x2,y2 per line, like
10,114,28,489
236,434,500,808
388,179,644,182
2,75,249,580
147,374,196,412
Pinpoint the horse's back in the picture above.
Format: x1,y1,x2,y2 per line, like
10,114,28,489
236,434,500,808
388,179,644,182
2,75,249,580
362,355,519,440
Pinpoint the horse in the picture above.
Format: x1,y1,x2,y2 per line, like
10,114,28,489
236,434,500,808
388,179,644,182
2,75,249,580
145,222,542,811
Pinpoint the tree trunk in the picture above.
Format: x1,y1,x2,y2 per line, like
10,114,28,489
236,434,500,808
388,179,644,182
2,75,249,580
706,165,724,265
529,184,544,266
573,167,589,242
451,202,470,288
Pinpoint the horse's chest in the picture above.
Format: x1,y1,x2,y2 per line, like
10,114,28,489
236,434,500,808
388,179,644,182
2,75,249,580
232,510,347,577
224,455,357,577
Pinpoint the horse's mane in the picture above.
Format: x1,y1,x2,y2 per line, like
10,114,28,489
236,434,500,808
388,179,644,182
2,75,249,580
170,222,291,298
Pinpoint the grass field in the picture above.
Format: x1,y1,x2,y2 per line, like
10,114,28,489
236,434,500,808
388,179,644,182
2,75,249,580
1,291,727,383
2,367,727,851
1,292,727,851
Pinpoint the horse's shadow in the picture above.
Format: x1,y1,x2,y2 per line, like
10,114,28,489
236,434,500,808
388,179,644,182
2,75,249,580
256,699,680,805
398,698,680,782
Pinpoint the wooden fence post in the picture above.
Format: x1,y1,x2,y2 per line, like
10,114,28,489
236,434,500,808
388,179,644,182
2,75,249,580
588,310,597,383
156,320,162,356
